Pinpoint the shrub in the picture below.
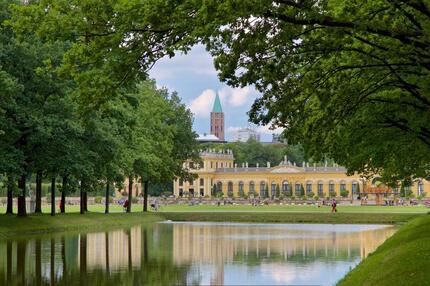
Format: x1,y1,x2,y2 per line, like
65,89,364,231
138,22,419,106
243,193,248,199
329,191,337,198
131,197,138,204
121,191,128,196
215,191,224,198
340,189,349,198
307,191,315,198
95,196,102,204
279,194,284,200
314,195,319,201
291,196,296,200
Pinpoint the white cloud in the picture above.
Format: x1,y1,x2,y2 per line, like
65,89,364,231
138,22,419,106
256,124,284,135
189,86,252,118
227,126,242,134
149,44,217,80
218,86,252,107
189,89,216,118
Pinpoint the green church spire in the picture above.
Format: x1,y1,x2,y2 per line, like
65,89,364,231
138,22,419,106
212,93,222,113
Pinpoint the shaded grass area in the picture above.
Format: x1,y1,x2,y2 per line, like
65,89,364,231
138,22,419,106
337,214,430,286
161,212,421,224
0,212,163,239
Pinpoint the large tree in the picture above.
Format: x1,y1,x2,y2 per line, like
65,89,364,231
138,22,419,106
194,0,430,182
13,0,429,182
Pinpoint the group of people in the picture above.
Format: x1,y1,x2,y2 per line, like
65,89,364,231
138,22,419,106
119,198,159,212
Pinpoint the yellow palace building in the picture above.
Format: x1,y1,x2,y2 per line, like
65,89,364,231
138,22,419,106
173,149,429,199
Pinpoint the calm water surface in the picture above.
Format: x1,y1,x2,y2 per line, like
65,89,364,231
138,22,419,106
0,222,396,286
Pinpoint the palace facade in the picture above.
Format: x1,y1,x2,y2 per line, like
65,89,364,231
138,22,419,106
173,149,429,199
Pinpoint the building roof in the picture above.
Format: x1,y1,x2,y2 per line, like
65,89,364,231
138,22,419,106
214,166,348,174
212,93,223,113
197,134,220,141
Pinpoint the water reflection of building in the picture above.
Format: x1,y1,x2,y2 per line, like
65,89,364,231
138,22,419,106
82,226,141,270
173,224,395,263
172,223,395,284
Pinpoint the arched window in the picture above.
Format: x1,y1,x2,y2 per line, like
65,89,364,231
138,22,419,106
260,181,266,197
317,181,324,196
282,180,290,196
228,182,233,197
271,182,277,198
306,181,313,195
216,181,223,194
352,181,358,195
295,182,302,197
340,180,346,191
179,188,183,197
329,181,335,194
418,181,424,196
239,181,244,197
249,181,255,195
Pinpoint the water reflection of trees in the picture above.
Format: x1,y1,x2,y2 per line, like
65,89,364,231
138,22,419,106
0,225,190,286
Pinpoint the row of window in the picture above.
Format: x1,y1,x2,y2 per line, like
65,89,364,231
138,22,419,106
179,179,426,195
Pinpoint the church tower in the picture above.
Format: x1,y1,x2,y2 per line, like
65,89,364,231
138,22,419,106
210,93,225,141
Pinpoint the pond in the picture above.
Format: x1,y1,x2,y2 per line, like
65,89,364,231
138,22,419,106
0,222,396,286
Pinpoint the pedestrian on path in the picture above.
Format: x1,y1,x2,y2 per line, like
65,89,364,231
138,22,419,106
331,199,337,213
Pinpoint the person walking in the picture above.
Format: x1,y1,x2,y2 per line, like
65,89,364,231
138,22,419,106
331,199,337,213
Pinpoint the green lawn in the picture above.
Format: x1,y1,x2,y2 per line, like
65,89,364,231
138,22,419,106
0,212,163,239
159,204,430,213
337,214,430,286
1,203,428,214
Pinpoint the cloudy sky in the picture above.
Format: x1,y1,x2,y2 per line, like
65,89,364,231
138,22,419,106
148,44,281,142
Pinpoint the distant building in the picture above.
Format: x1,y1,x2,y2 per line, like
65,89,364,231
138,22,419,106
272,133,287,144
210,93,225,141
232,127,260,142
173,150,430,200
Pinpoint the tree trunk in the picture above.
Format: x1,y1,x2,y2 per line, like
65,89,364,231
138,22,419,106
6,176,13,214
105,181,110,214
80,234,87,286
35,171,42,213
17,240,26,285
61,237,66,284
51,177,56,216
105,232,110,274
80,180,85,214
83,191,88,212
17,175,27,217
50,238,55,286
36,238,42,286
61,176,67,213
143,181,148,212
127,229,132,271
127,176,133,213
6,240,12,284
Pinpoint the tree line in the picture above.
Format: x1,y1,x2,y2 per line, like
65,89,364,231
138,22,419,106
0,1,199,216
2,0,429,215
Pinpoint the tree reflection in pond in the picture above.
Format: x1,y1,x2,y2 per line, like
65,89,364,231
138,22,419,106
0,225,190,286
0,223,395,286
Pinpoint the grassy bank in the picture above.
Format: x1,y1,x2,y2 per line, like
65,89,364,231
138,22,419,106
338,214,430,286
0,207,424,238
1,204,428,214
161,212,421,224
0,212,163,239
160,204,429,213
